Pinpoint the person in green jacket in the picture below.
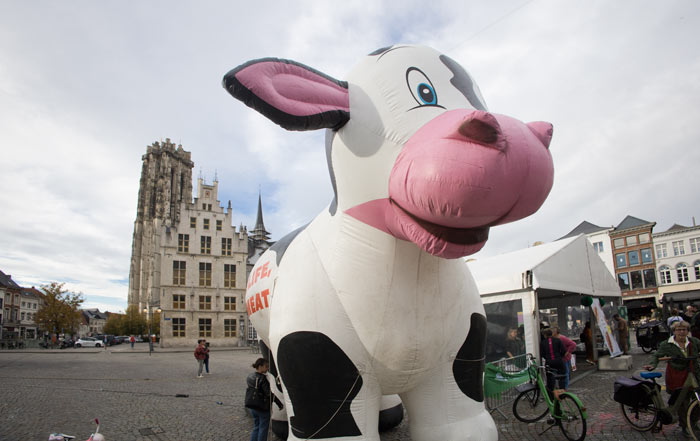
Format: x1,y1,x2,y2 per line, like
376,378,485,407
644,321,700,436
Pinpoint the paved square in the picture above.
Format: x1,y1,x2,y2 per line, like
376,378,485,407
0,345,691,440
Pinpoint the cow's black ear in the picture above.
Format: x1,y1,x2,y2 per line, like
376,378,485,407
223,58,350,131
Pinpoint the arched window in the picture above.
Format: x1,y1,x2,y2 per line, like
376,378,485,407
659,265,672,284
677,262,689,282
694,260,700,280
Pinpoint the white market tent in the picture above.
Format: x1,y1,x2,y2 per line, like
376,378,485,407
467,235,621,359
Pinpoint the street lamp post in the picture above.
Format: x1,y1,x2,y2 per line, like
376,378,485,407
143,305,161,356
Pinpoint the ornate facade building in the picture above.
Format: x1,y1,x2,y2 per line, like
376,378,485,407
128,139,268,347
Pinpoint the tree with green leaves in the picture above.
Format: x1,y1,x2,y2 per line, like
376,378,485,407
35,282,84,336
122,305,147,336
103,313,124,335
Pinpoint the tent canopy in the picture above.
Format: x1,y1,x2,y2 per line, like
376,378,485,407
468,235,621,298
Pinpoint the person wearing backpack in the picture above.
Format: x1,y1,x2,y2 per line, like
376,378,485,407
245,358,282,441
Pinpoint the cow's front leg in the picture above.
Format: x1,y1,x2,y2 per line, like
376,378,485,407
277,331,381,441
401,313,497,441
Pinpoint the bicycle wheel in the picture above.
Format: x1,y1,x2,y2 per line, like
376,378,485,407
687,398,700,441
513,388,549,423
620,402,658,431
556,394,587,441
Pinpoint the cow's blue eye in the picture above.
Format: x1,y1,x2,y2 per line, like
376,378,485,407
406,67,439,108
417,83,436,105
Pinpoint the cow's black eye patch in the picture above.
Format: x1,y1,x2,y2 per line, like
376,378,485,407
439,55,487,111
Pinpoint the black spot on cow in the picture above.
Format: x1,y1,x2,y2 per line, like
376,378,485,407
270,225,307,266
452,313,487,402
439,55,487,111
277,331,363,438
369,46,394,56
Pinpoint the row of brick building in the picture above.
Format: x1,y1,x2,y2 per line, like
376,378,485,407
561,215,700,319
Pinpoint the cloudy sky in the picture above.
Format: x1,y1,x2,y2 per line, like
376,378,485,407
1,1,698,313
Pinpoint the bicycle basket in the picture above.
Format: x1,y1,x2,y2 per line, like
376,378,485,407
613,377,654,407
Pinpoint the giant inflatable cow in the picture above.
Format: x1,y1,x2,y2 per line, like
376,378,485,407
223,45,554,441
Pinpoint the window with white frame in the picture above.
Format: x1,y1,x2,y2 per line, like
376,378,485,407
614,238,625,249
677,263,689,282
659,266,672,284
673,240,686,256
593,241,604,253
695,260,700,279
626,235,638,246
691,237,700,254
656,243,668,259
639,232,650,244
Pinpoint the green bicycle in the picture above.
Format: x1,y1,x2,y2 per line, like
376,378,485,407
512,353,587,441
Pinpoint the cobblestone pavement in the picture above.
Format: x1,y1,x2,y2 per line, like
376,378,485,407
0,344,691,440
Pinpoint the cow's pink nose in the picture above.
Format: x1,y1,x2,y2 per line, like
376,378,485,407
457,110,506,150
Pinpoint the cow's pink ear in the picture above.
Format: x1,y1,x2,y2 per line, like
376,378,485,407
223,58,350,131
526,121,553,149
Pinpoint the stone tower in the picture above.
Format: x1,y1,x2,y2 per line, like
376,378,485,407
128,139,194,310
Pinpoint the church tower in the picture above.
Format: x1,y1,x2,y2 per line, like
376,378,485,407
128,139,194,310
250,193,271,242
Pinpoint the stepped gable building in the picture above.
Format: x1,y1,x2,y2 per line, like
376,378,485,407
653,221,700,311
609,216,658,309
128,139,266,347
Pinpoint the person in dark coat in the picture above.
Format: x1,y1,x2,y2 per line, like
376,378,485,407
245,358,283,441
540,328,566,391
644,321,700,437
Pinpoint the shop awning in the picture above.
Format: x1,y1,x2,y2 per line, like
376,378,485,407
662,290,700,303
623,297,658,309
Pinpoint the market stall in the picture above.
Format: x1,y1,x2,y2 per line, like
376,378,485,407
468,235,621,362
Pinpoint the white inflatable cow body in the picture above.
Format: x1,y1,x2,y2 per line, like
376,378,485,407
224,45,554,441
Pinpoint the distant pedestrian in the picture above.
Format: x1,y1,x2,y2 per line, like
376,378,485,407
194,339,207,378
580,321,594,364
668,308,683,328
682,305,695,323
613,314,629,355
203,340,211,374
130,335,135,349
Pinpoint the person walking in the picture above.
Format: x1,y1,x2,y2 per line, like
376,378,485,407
245,358,282,441
129,335,135,349
203,340,211,374
194,339,207,378
643,321,700,437
613,313,629,355
552,326,577,389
